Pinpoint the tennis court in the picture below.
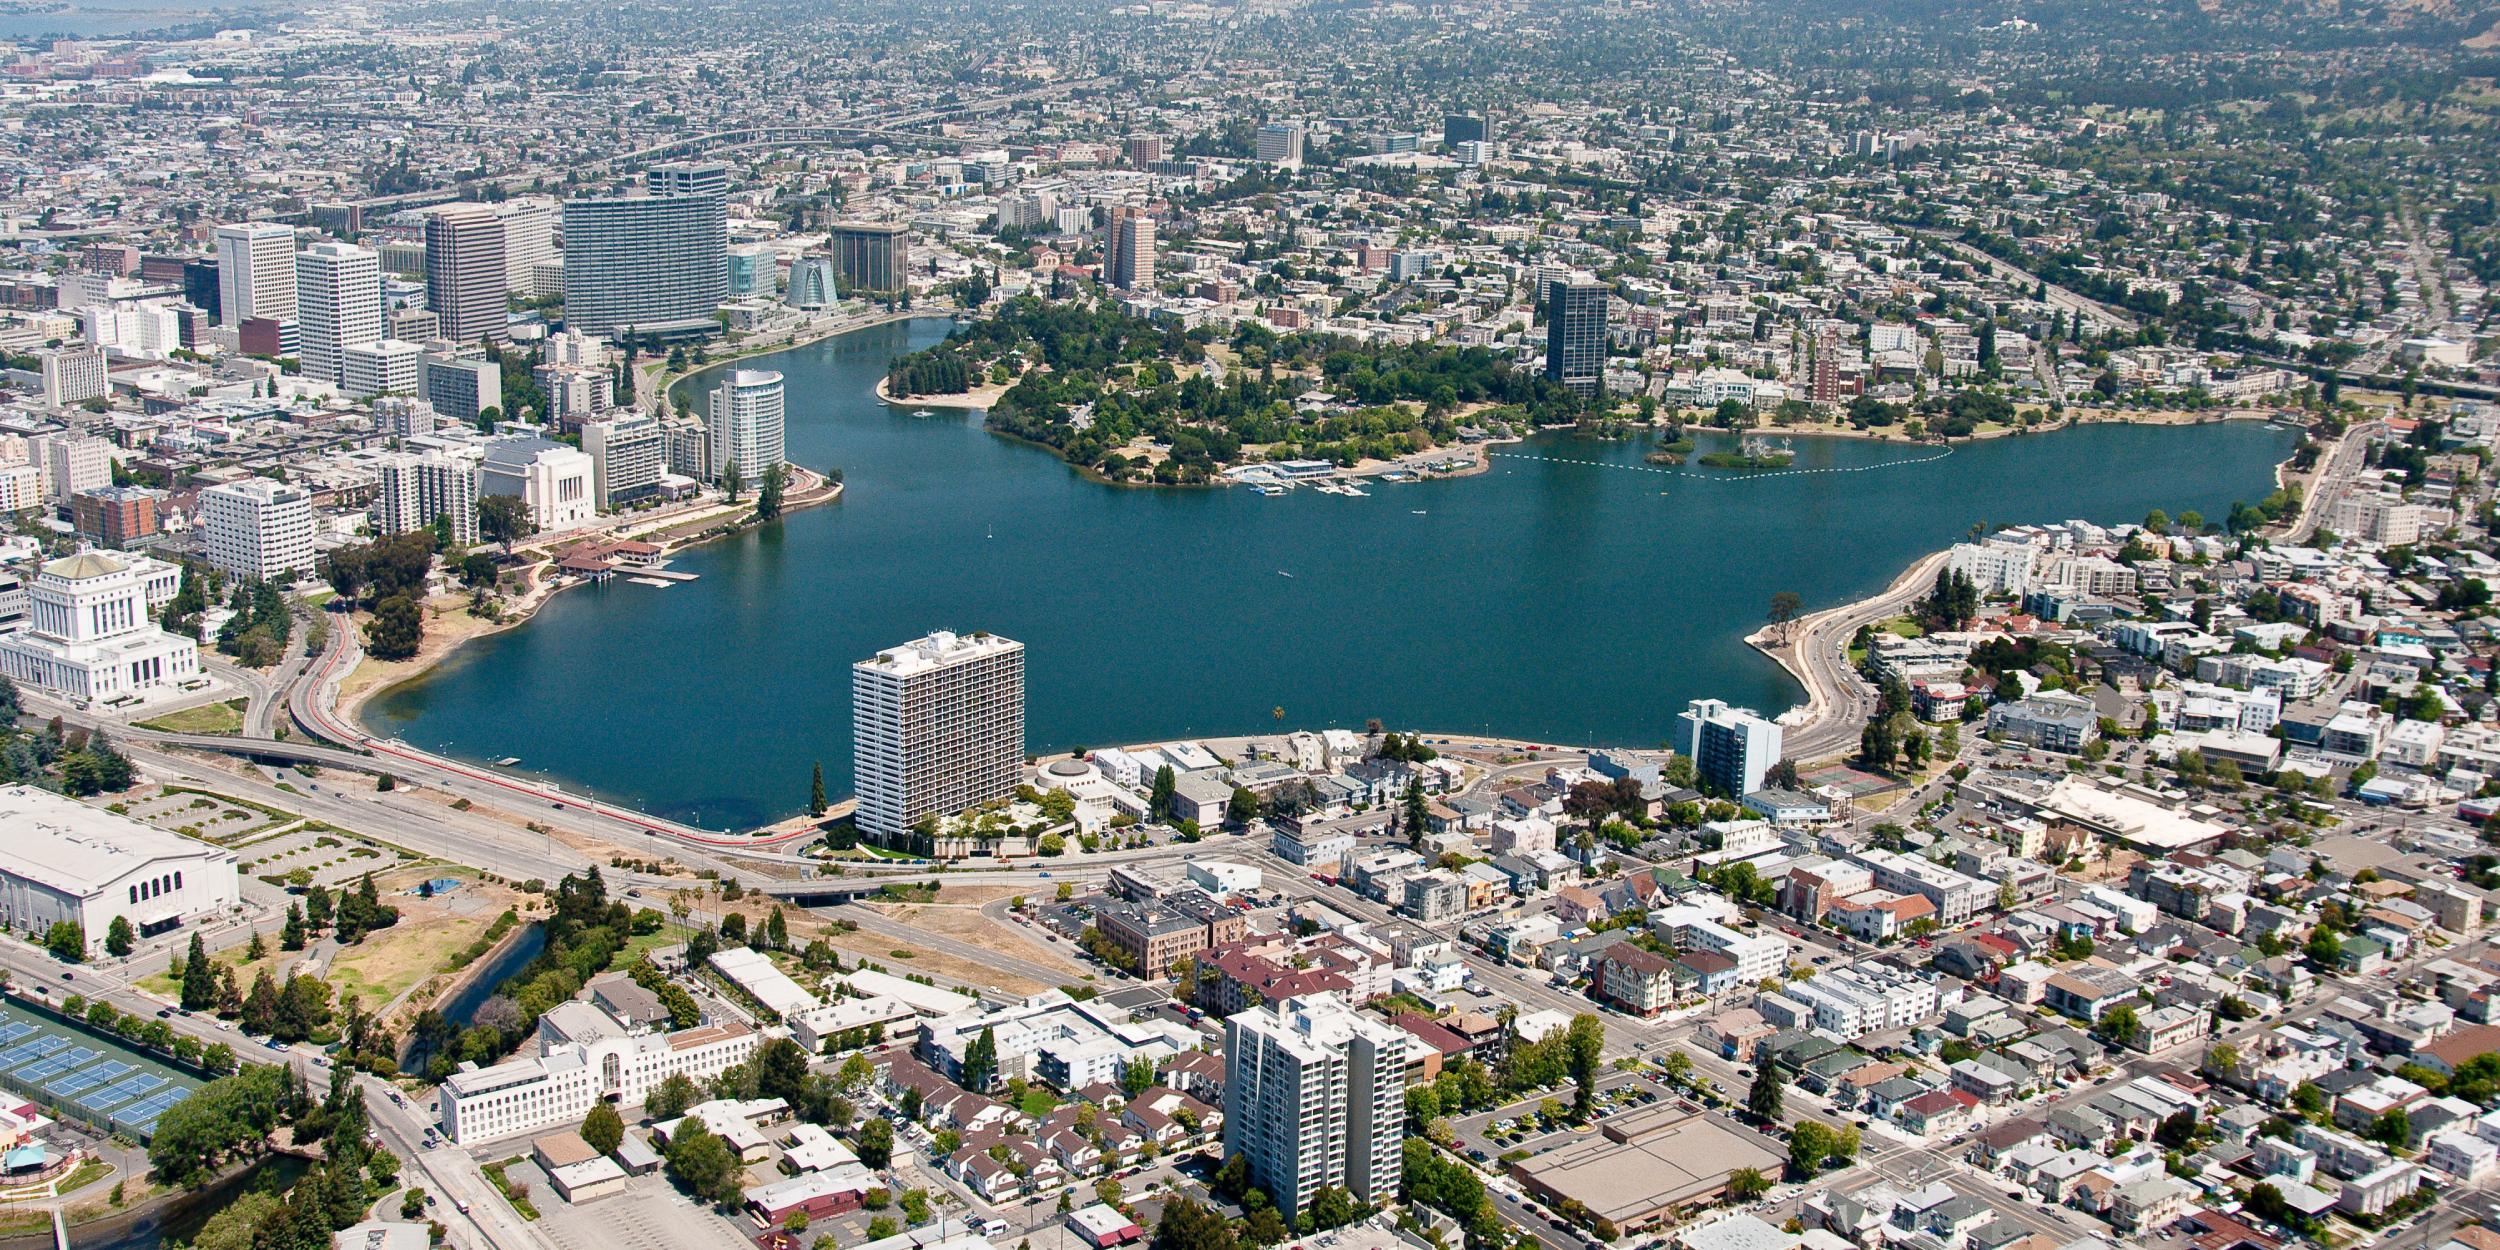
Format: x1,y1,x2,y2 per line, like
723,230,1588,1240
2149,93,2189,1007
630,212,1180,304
0,998,202,1140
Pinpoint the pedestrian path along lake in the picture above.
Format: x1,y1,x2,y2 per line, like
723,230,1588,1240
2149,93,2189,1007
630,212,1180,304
365,317,2299,830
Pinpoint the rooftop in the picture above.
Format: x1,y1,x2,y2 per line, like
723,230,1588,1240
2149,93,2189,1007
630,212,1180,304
0,786,235,897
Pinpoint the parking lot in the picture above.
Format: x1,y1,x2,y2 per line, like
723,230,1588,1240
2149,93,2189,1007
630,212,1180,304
1444,1071,1672,1166
121,788,290,844
233,827,409,891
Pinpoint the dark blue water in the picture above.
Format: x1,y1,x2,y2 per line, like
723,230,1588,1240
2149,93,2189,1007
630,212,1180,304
365,317,2298,831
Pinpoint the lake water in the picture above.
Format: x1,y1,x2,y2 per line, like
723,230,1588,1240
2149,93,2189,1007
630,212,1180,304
364,317,2299,831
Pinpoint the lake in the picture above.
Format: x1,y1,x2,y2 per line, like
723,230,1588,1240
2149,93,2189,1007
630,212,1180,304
364,317,2299,831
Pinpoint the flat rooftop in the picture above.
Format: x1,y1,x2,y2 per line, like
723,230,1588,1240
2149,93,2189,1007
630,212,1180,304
854,629,1023,678
0,785,235,897
1512,1106,1783,1225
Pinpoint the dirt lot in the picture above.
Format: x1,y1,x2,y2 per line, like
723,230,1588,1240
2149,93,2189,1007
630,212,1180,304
862,898,1087,981
817,926,1055,997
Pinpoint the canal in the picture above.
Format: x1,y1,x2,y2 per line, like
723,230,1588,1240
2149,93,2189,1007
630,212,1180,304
364,316,2300,830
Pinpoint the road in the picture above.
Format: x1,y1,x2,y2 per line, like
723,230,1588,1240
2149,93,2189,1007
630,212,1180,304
1756,549,1952,763
1920,234,2141,334
2288,419,2386,544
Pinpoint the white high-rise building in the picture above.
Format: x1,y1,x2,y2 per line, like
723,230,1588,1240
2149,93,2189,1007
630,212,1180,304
215,222,298,328
494,198,559,293
1223,993,1410,1220
374,450,480,547
1109,216,1157,291
81,304,179,361
295,241,382,386
583,413,664,510
851,631,1025,845
41,434,111,506
1678,698,1784,798
343,339,423,400
1256,122,1307,167
0,551,200,701
707,369,785,490
199,479,316,583
39,346,107,408
372,395,440,441
0,463,40,515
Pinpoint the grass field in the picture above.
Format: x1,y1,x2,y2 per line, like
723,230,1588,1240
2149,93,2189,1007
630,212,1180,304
137,699,248,736
327,912,494,1009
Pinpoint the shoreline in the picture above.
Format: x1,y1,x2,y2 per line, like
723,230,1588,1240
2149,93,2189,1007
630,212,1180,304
336,472,845,731
344,319,2310,822
654,306,935,412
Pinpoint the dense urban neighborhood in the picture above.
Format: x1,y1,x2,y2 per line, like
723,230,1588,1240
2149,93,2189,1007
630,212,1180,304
0,7,2498,1250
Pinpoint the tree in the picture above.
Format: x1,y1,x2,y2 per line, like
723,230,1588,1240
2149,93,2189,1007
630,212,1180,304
105,916,134,957
758,1037,811,1104
1152,1197,1241,1250
664,1122,743,1206
1766,591,1804,644
1727,1167,1771,1202
756,463,787,521
147,1064,291,1187
1149,764,1178,821
181,933,217,1011
2097,1005,2141,1047
45,921,83,962
582,1103,625,1156
1227,785,1262,826
962,1025,1000,1091
1746,1063,1784,1123
857,1117,894,1168
646,1073,701,1120
1565,1014,1605,1121
1787,1120,1837,1177
1302,1186,1358,1233
809,762,828,817
364,594,423,661
476,494,535,554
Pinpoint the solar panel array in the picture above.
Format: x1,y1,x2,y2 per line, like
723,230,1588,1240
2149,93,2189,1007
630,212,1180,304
0,1003,202,1139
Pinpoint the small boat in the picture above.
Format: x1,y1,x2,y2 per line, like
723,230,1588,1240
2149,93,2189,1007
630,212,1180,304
1277,570,1295,579
495,757,522,767
1411,509,1428,515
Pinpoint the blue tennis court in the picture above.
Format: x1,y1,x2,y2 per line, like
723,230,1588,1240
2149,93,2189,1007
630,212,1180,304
46,1058,135,1099
20,1046,98,1083
0,999,201,1142
0,1034,68,1068
115,1086,190,1134
88,1072,167,1111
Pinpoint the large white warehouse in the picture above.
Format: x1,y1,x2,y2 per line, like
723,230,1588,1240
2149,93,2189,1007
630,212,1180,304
0,786,241,954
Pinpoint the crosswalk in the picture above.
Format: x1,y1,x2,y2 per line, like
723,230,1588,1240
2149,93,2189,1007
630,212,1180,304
1487,444,1955,481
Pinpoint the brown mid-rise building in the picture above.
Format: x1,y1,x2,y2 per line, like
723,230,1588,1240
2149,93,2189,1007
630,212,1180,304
71,486,161,549
1095,887,1245,974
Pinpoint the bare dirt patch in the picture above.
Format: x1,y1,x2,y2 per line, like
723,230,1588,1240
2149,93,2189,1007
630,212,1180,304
866,900,1086,979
